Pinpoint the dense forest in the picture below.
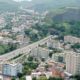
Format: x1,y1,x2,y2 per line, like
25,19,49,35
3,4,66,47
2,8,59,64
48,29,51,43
25,8,80,41
44,8,80,38
0,43,17,55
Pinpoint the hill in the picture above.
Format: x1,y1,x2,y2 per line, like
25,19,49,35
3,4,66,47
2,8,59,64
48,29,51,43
0,0,19,12
0,0,80,12
24,0,80,12
52,8,80,22
44,8,80,38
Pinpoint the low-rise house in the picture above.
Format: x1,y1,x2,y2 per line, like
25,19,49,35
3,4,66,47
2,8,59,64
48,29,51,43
26,76,32,80
31,71,52,79
47,39,62,49
64,35,80,44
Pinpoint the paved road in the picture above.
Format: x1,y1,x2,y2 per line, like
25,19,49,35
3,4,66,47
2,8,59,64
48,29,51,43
0,35,53,61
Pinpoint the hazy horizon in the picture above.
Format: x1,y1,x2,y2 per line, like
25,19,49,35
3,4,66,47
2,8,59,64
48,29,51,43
13,0,32,2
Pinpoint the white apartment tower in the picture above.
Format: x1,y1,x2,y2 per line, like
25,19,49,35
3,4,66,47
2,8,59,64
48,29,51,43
2,62,22,76
66,51,80,75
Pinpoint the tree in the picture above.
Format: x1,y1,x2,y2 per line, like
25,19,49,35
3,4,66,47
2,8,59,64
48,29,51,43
22,65,30,75
3,44,9,52
49,77,63,80
29,31,39,42
0,46,5,55
28,56,33,61
5,23,12,29
32,77,37,80
49,52,53,58
24,29,32,35
11,77,16,80
0,43,17,55
38,76,48,80
17,73,23,78
8,43,17,51
70,75,80,80
19,77,26,80
71,43,80,49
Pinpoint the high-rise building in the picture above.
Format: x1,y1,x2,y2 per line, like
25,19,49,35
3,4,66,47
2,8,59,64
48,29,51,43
66,51,80,75
2,62,22,76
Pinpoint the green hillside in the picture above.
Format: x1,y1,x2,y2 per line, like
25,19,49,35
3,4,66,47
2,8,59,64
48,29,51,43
0,0,19,12
26,0,80,12
44,8,80,38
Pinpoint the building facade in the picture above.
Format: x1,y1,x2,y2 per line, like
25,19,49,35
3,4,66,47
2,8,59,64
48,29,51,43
66,51,80,75
64,35,80,44
2,63,22,76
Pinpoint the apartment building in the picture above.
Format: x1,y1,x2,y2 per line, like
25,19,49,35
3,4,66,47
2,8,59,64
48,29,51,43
47,39,61,49
2,62,22,76
66,51,80,75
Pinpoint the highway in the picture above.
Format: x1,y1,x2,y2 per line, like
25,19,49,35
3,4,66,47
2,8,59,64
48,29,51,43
0,35,53,62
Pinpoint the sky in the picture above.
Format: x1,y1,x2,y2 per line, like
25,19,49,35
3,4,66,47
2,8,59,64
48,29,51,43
13,0,32,2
